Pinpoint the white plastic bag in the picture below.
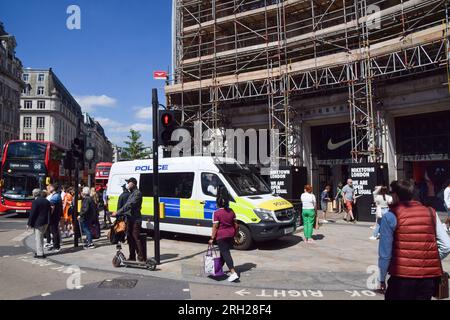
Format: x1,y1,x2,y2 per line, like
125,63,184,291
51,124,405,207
203,245,224,277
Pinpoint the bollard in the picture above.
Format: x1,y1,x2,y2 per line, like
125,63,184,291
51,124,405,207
140,232,148,261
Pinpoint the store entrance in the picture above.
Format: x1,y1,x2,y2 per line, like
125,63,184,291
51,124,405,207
404,160,450,211
318,164,350,200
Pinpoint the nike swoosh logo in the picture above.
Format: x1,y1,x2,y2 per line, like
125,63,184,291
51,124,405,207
327,138,352,151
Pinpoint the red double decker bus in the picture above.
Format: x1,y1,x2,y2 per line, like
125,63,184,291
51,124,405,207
0,140,68,215
95,162,112,191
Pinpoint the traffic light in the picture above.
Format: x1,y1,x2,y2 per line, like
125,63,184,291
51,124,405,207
158,110,177,146
71,137,85,168
63,150,74,170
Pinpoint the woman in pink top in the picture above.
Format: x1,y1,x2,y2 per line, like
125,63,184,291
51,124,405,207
209,186,240,282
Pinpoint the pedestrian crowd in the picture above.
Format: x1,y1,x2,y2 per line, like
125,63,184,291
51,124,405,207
27,183,105,258
25,175,450,297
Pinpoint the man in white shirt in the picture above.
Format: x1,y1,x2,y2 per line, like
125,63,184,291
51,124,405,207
444,182,450,230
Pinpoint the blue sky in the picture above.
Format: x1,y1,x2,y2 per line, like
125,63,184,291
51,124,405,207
0,0,172,147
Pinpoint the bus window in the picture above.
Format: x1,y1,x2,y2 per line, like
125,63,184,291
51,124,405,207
6,142,46,160
50,145,65,161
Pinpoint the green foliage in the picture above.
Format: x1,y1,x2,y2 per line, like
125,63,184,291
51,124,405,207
120,129,151,160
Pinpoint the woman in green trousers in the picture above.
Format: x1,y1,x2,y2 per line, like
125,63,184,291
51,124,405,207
300,185,317,243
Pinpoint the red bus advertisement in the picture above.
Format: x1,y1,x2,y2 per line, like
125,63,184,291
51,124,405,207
0,140,67,215
95,162,112,191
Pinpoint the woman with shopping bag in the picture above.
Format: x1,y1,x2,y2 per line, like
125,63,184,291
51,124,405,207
208,186,240,282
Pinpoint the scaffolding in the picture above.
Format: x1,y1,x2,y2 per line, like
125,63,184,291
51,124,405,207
167,0,450,165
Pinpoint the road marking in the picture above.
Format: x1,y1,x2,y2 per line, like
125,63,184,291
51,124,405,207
10,231,33,242
41,293,51,297
183,288,190,292
233,289,380,299
2,255,10,258
0,213,19,219
235,289,250,297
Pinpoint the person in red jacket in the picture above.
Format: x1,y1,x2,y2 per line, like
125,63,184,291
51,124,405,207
378,180,450,300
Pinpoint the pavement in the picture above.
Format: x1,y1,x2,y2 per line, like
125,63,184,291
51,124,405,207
23,210,450,297
2,210,447,300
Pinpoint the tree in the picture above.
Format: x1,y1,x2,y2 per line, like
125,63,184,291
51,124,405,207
120,129,151,160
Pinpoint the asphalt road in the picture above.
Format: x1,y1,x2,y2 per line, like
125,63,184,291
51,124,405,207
0,214,383,300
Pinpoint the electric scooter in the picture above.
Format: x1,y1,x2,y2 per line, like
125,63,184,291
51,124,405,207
112,243,157,271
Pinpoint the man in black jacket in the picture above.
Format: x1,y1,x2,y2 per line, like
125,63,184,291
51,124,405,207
77,187,96,249
113,177,145,262
27,189,51,259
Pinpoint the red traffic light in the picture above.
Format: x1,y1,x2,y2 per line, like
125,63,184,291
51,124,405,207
161,113,173,126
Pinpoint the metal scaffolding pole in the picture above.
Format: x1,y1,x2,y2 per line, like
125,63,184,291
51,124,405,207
167,0,449,166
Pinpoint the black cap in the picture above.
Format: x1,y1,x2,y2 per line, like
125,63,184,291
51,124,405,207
125,177,138,185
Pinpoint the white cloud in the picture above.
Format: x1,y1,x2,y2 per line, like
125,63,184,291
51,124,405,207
75,95,117,112
90,116,152,147
131,123,152,132
95,117,123,128
134,106,152,120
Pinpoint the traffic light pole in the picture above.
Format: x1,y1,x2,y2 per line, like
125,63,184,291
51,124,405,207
152,88,161,265
73,158,79,248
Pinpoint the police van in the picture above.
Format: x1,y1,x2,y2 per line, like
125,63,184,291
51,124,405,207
107,157,296,250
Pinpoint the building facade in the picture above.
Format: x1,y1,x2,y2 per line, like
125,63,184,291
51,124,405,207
20,68,81,150
83,113,113,164
0,22,24,152
167,0,450,210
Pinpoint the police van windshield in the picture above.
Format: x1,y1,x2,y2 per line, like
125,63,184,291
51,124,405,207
223,172,271,197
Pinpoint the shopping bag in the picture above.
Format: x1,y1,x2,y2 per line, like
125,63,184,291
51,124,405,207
203,245,224,277
90,220,101,240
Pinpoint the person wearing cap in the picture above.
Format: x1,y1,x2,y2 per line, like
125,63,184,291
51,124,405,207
112,177,145,262
117,183,130,211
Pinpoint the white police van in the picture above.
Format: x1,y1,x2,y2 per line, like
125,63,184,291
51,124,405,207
107,157,296,250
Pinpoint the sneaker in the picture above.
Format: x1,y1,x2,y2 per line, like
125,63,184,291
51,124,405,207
369,236,377,240
321,220,329,224
227,272,239,282
87,243,95,249
50,247,61,253
44,243,53,249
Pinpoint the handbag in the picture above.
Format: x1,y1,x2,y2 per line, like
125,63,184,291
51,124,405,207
203,245,224,277
428,207,450,300
114,218,126,234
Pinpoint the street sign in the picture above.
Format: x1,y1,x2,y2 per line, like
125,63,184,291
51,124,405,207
153,71,167,80
349,163,388,222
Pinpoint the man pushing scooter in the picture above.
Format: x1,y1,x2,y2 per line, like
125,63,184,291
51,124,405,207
111,177,146,262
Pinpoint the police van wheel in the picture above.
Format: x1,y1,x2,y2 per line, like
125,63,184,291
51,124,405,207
234,224,253,251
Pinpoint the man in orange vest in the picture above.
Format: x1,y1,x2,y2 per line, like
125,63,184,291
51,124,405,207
378,180,450,300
